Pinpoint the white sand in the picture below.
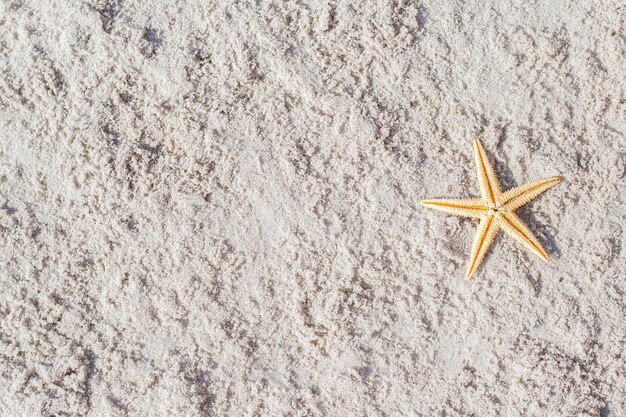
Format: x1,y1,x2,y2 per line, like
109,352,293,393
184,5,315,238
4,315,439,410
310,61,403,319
0,0,624,415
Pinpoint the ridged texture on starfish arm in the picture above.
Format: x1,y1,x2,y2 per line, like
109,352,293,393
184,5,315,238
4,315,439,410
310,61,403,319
421,198,488,217
499,212,550,261
473,138,502,204
466,216,500,279
499,176,562,211
421,138,561,279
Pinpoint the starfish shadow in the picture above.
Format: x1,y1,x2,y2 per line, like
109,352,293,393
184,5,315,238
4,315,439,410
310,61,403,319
492,158,518,191
516,205,561,258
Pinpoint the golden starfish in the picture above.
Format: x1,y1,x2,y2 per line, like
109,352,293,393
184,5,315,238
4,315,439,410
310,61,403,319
422,138,561,279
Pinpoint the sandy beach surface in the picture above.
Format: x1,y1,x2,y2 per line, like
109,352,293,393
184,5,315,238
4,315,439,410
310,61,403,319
0,0,624,415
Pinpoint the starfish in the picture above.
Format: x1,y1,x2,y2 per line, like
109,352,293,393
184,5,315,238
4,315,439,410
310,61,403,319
421,138,561,279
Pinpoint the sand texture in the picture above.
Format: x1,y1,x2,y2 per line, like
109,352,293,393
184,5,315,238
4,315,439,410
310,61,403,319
0,0,625,415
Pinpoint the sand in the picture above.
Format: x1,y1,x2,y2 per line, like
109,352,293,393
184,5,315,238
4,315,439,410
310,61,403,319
0,0,624,415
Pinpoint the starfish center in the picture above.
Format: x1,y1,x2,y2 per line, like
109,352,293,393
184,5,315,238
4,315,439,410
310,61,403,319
487,205,502,217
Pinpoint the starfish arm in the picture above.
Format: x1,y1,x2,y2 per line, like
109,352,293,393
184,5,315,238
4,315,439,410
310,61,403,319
499,212,550,261
466,216,500,279
473,138,502,204
421,198,489,218
499,176,562,211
